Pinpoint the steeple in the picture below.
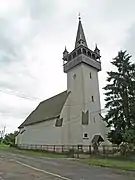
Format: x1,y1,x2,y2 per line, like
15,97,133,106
75,16,88,48
63,17,101,73
63,46,69,58
94,44,100,55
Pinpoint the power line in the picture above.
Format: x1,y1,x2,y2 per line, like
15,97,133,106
0,88,40,101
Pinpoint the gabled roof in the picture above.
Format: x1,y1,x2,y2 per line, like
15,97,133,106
19,91,68,128
92,135,104,144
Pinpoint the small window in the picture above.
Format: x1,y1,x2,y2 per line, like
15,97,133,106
84,133,88,138
89,72,92,79
77,48,81,55
82,48,86,55
73,74,76,79
88,51,91,57
83,133,89,139
93,117,96,123
55,118,63,127
73,52,76,58
92,54,96,59
92,96,94,102
68,55,71,61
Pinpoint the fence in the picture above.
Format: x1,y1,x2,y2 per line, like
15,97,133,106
17,144,120,158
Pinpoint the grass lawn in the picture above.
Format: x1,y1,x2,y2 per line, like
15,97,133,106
80,156,135,171
0,144,67,158
0,144,9,150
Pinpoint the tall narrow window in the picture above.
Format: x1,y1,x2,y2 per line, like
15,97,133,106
77,48,81,55
73,74,76,79
92,96,94,102
73,52,76,58
89,72,92,79
82,110,89,125
88,51,91,57
82,48,86,55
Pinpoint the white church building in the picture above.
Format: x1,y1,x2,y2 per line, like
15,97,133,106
16,18,107,147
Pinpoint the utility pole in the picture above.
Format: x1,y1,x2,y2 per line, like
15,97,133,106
0,126,6,144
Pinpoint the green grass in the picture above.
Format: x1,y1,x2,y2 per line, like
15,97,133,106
80,156,135,171
0,144,9,150
0,145,67,158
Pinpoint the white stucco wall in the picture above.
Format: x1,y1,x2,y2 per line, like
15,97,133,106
16,119,62,145
63,62,107,145
17,61,107,146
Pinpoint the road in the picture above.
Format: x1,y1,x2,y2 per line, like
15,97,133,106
0,150,135,180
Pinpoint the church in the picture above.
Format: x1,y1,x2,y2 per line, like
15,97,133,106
16,17,107,147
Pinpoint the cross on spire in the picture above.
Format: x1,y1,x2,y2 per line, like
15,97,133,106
78,13,81,21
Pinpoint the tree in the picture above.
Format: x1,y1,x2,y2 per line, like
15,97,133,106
3,131,18,146
108,130,123,145
103,50,135,144
123,129,135,144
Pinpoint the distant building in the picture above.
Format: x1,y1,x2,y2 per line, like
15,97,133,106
16,17,107,147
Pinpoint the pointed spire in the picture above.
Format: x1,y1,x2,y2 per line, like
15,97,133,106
75,15,88,48
94,43,100,55
63,46,68,57
95,44,98,50
64,46,68,53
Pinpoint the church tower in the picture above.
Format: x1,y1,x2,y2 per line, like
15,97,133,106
62,17,106,145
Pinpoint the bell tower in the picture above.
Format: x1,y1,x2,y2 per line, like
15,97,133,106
62,17,106,145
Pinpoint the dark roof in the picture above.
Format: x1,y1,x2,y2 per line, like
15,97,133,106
75,19,88,48
19,91,68,128
92,135,104,144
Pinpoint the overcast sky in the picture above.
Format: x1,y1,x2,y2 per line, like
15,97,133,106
0,0,135,133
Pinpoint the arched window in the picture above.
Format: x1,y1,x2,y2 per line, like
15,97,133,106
73,74,76,79
89,72,92,79
84,133,88,138
68,55,71,61
88,51,91,57
92,53,95,59
77,48,81,55
92,96,94,102
73,52,76,58
82,48,86,55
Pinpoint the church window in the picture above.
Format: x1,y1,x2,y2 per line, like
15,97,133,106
82,110,89,125
92,53,95,60
88,51,91,57
93,117,96,123
68,55,71,61
73,74,76,79
84,133,88,138
82,48,86,55
89,72,92,79
73,52,76,58
55,118,63,127
92,96,94,102
77,49,81,55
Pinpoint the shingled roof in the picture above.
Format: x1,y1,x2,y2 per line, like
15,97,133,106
19,91,68,128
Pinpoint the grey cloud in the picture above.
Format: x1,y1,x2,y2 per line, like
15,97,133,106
0,18,18,64
101,0,135,21
25,0,55,20
124,23,135,62
0,101,37,120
